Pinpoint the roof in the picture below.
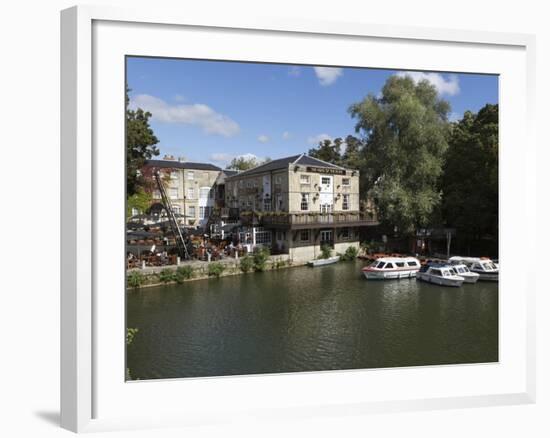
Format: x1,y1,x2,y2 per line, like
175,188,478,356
144,159,222,171
225,154,349,179
375,257,419,263
215,169,240,184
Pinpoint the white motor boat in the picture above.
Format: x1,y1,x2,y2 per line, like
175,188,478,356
362,257,421,280
449,263,480,283
307,256,340,267
416,264,464,287
448,256,499,282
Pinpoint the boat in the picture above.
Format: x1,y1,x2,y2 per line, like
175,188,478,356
416,263,465,287
307,256,340,267
449,263,480,283
448,256,499,281
362,257,421,280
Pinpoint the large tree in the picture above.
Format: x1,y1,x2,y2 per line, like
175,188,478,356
126,87,160,196
349,75,451,233
227,155,270,171
441,104,498,245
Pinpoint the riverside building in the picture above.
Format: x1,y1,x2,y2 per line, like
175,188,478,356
223,154,378,262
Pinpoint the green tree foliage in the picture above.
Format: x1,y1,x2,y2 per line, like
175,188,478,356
207,262,225,278
319,244,332,259
126,328,139,345
340,245,358,261
252,247,270,272
175,265,194,283
441,104,498,242
227,156,270,171
126,189,153,219
158,268,175,283
239,255,254,273
349,75,451,233
126,87,160,196
308,138,342,164
127,271,144,288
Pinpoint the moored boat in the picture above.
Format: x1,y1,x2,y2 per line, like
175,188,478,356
362,257,421,280
307,256,340,267
449,263,480,284
448,256,499,282
416,263,465,287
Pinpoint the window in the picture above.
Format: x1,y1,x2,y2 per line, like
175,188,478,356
255,229,272,245
200,187,210,199
395,262,405,268
300,193,309,211
187,171,194,180
342,178,350,186
152,190,161,200
199,206,212,219
407,261,418,267
385,262,394,269
376,262,386,269
300,230,309,242
263,198,271,211
131,207,140,216
172,205,181,214
321,177,330,185
170,171,179,179
275,175,282,185
239,180,244,188
342,194,350,210
300,174,310,184
253,179,258,188
188,206,196,217
341,228,350,240
187,188,195,199
276,194,283,211
169,188,178,199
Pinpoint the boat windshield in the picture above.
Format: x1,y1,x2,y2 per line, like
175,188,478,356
481,262,496,270
376,262,386,269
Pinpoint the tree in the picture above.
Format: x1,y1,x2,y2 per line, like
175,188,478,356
349,75,451,233
227,155,269,171
308,138,343,164
126,87,160,196
441,104,498,248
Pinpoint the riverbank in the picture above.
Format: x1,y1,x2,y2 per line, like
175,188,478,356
126,254,300,289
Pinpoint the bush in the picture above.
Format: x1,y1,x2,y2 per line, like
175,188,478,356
273,258,287,270
126,327,139,345
175,265,194,283
319,244,332,259
127,271,144,288
208,262,225,278
239,255,254,273
158,268,175,283
253,247,270,272
340,245,359,261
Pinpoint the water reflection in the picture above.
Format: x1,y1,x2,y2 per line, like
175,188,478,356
126,260,498,380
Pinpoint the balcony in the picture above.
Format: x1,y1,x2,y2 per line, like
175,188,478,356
240,211,379,229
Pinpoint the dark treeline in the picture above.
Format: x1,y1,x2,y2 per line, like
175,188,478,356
308,75,498,255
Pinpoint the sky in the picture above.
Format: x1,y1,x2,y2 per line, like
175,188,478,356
126,57,498,168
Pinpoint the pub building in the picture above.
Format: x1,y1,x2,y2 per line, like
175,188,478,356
224,154,377,263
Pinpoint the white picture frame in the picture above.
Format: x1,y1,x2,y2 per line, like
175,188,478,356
60,5,536,433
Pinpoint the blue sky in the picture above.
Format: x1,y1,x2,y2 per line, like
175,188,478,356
127,57,498,167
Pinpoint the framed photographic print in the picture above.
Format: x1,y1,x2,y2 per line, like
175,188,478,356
61,5,536,433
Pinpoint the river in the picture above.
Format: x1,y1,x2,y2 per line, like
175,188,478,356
126,260,498,380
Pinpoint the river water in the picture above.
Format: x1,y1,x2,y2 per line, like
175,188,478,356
126,260,498,380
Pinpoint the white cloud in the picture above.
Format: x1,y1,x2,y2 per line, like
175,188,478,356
313,67,343,86
282,131,291,140
257,134,269,143
307,133,332,145
288,66,301,77
396,71,460,96
130,94,240,137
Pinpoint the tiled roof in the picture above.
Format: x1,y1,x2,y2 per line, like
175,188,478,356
225,154,346,179
144,160,222,171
